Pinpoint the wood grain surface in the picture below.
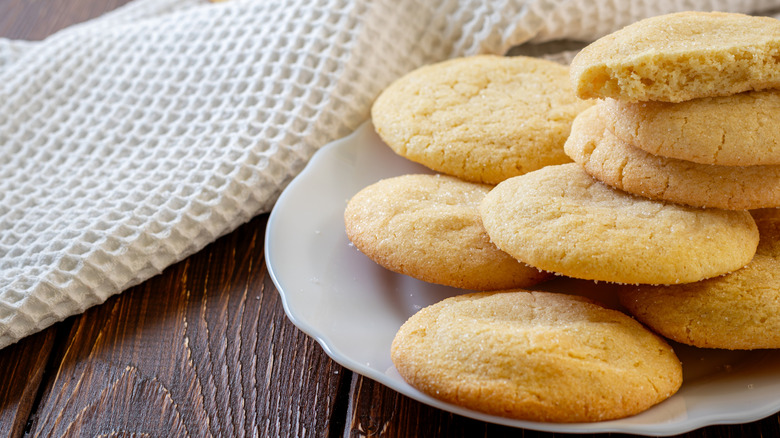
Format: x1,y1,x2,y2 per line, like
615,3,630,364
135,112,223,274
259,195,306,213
1,1,780,437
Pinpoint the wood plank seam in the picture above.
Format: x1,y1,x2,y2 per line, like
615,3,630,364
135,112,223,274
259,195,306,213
326,366,352,437
19,319,76,438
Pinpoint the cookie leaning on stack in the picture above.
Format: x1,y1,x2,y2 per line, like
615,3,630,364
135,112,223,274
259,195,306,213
568,11,780,210
479,163,759,285
372,55,592,185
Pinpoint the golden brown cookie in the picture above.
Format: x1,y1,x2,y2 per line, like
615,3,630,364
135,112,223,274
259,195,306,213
344,174,549,290
571,11,780,102
564,105,780,210
601,91,780,166
371,55,592,184
479,163,759,285
391,290,682,422
618,209,780,350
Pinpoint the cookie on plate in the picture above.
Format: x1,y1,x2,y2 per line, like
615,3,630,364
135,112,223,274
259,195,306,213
479,163,759,285
619,209,780,350
371,55,592,184
601,91,780,166
570,11,780,102
391,290,682,422
564,105,780,210
344,174,549,290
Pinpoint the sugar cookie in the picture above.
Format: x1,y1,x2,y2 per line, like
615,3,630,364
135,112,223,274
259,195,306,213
564,105,780,210
391,290,682,422
344,174,549,290
619,209,780,350
371,55,591,184
601,91,780,166
571,12,780,102
479,163,759,285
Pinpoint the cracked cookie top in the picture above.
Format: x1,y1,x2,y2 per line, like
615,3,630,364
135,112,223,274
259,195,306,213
564,105,780,210
391,290,682,422
344,174,550,290
478,163,759,285
601,90,780,166
371,55,592,184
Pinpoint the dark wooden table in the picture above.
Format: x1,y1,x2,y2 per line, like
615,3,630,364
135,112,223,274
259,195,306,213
1,1,779,437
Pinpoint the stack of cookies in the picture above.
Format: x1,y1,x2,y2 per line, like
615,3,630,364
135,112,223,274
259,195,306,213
566,11,780,211
564,11,780,352
343,11,780,425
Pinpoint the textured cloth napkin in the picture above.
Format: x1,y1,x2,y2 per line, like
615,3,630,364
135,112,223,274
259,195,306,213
2,0,780,349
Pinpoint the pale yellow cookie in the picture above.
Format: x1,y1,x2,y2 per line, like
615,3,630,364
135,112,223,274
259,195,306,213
564,105,780,210
371,55,592,184
602,91,780,166
479,163,759,285
571,12,780,102
391,290,682,422
619,209,780,350
344,174,549,290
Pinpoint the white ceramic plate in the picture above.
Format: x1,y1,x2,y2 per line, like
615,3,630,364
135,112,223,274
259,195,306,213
265,122,780,436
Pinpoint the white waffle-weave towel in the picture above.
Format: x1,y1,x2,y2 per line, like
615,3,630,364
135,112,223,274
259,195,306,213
2,0,780,349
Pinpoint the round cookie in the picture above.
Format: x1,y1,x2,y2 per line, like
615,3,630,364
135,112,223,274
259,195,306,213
391,290,682,422
564,105,780,210
371,55,592,184
602,91,780,166
344,174,549,291
619,209,780,350
571,11,780,102
479,163,759,285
